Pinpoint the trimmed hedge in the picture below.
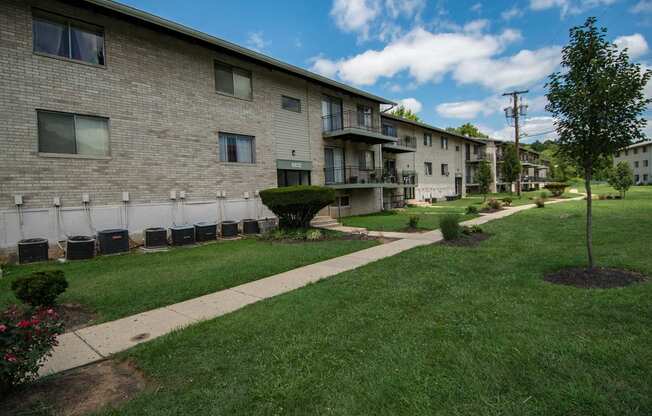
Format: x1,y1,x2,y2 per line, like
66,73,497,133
260,186,335,229
11,270,68,307
440,214,461,241
544,182,568,197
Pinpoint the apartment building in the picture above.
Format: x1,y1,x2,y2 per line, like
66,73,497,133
466,138,550,193
380,114,483,204
614,140,652,184
0,0,399,251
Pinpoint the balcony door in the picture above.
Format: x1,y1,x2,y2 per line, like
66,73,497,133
324,147,344,184
322,96,342,132
357,105,372,130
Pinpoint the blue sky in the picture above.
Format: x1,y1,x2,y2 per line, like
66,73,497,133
119,0,651,142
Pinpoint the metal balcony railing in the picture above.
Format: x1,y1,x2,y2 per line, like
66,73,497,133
466,152,488,162
324,166,417,186
387,135,417,149
322,110,380,134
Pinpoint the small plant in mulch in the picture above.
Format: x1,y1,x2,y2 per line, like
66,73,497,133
501,197,513,207
407,215,420,229
544,267,647,289
442,224,490,247
534,197,546,208
480,198,503,213
465,205,479,215
259,228,372,243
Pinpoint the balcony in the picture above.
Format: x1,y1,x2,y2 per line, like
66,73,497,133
466,152,488,162
322,110,398,145
324,166,417,189
382,135,417,153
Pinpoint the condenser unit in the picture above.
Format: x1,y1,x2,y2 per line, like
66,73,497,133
66,236,96,260
194,222,217,242
144,227,168,248
170,225,195,246
98,229,130,255
17,238,49,264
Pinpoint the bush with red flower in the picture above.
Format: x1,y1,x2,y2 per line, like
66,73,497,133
0,305,64,392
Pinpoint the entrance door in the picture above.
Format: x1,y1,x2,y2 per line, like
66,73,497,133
324,147,344,184
455,177,463,195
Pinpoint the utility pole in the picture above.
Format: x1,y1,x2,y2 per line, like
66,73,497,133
503,90,528,196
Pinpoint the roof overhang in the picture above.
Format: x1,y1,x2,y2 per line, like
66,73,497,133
380,113,487,144
77,0,396,105
323,129,398,145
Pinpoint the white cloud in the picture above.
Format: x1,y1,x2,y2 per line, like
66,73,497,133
396,97,423,113
614,34,649,59
501,7,524,20
246,31,270,51
453,46,561,91
529,0,616,16
631,0,652,13
330,0,381,41
310,26,533,89
436,100,494,119
385,0,425,19
470,3,483,13
463,19,490,34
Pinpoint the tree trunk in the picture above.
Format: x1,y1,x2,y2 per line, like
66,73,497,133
585,174,595,271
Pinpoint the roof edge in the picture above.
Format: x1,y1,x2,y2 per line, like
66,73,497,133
81,0,396,105
380,113,487,144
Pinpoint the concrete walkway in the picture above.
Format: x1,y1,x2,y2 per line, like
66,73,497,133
40,196,583,376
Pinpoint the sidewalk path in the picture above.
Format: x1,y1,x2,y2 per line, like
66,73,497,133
40,196,583,376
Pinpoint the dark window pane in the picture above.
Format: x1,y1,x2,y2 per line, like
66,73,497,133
70,25,104,65
282,96,301,112
227,137,238,162
38,112,76,154
215,63,234,95
33,18,69,58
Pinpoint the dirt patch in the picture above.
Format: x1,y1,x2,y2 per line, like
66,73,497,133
441,232,491,247
2,359,147,416
56,303,97,331
544,267,648,289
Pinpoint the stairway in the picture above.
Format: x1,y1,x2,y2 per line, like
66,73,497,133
310,216,341,229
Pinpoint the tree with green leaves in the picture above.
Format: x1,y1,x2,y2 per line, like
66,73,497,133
546,17,651,270
608,161,635,198
501,144,522,195
446,123,489,138
389,105,420,121
475,161,493,201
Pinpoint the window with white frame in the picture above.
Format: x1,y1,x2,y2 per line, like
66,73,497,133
441,137,449,150
219,133,255,163
441,163,449,176
424,162,433,176
37,110,109,156
33,10,105,66
214,61,252,100
423,133,432,147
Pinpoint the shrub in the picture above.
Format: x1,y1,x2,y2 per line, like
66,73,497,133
535,197,545,208
502,197,513,206
1,305,64,392
544,182,568,197
465,205,479,215
407,215,420,229
487,198,503,210
11,271,68,307
440,214,461,241
305,229,323,241
540,191,549,199
598,194,608,200
260,186,335,229
462,225,483,235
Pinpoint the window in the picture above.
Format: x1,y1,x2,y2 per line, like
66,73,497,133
281,96,301,112
635,161,639,168
441,163,449,176
424,162,433,176
37,110,109,156
382,122,397,137
357,105,373,129
644,174,649,182
441,137,449,150
322,95,343,132
643,146,648,153
473,144,479,155
219,133,255,163
634,148,639,154
333,196,350,207
455,145,460,152
359,150,374,170
645,160,649,167
423,133,432,147
635,175,640,183
277,169,310,187
33,11,105,66
214,61,252,100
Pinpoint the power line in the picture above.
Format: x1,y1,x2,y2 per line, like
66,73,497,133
503,90,528,196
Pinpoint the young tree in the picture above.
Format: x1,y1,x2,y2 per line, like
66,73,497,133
389,105,420,121
608,161,635,198
501,144,522,195
546,17,650,270
475,161,493,201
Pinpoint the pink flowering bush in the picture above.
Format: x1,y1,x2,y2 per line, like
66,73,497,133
0,305,64,392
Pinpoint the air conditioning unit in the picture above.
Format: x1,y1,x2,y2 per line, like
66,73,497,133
220,220,239,238
66,236,96,260
97,229,130,255
242,219,260,235
194,222,217,242
17,238,49,264
170,225,195,246
144,227,168,248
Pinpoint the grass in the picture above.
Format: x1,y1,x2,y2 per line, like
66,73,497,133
342,206,475,232
89,186,652,415
0,236,378,323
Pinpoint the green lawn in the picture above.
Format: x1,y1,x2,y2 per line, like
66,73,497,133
342,206,476,232
90,186,652,415
0,237,378,323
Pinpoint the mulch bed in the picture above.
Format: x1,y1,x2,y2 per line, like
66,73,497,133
441,232,491,247
260,233,381,244
56,303,97,331
2,359,147,416
544,267,648,289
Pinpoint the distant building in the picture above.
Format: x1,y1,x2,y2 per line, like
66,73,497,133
614,141,652,185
